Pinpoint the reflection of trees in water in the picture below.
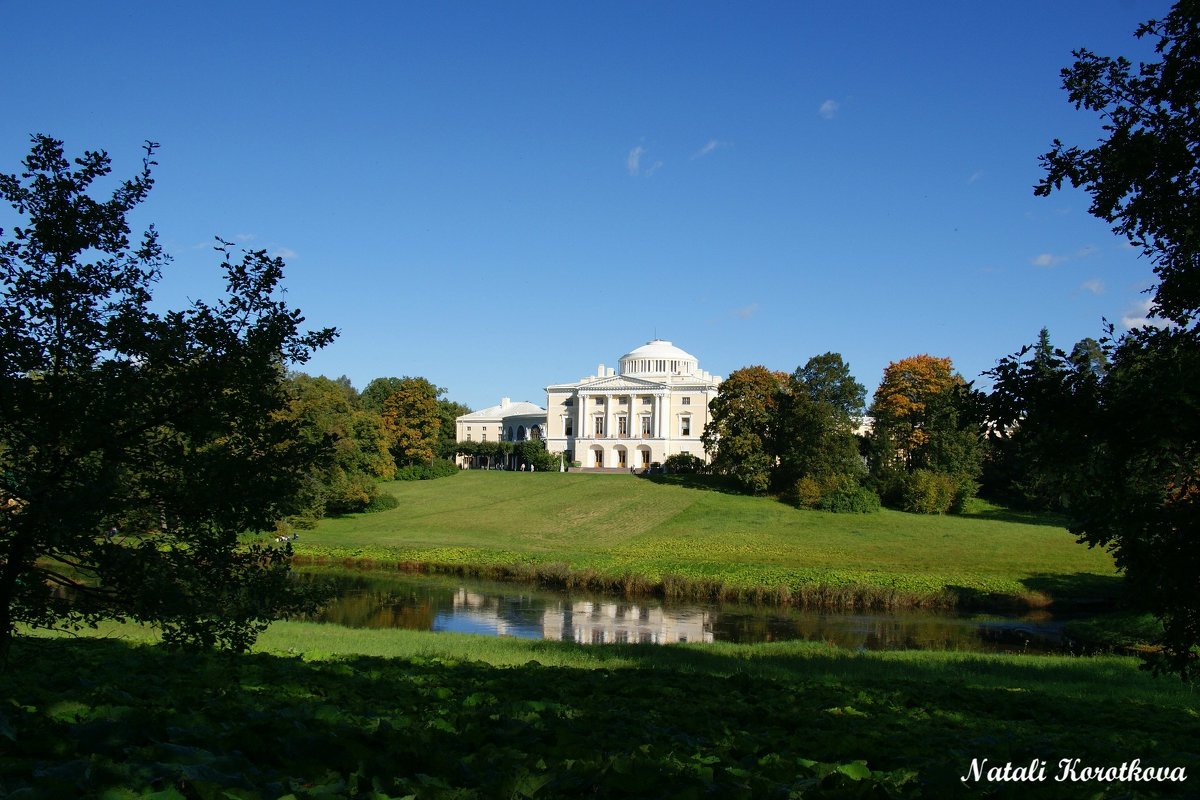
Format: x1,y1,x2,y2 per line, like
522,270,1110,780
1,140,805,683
318,590,437,630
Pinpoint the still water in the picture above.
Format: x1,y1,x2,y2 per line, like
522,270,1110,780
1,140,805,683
298,567,1073,653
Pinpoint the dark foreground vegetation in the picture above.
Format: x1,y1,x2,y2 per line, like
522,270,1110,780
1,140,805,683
2,634,1197,799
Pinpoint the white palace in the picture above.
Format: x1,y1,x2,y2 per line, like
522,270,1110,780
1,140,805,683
456,340,722,471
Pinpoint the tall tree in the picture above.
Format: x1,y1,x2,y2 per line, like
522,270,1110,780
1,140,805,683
282,373,395,521
437,398,472,459
776,353,867,489
983,329,1103,511
867,355,982,512
0,135,336,659
1036,0,1200,328
701,366,786,495
381,377,443,466
1035,0,1200,678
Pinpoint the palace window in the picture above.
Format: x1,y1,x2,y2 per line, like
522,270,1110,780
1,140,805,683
565,419,574,436
565,398,574,407
641,416,652,435
681,396,691,405
642,397,652,405
594,416,604,436
681,417,691,436
618,417,628,436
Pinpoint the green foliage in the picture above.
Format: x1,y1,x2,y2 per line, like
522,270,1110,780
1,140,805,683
868,355,983,513
1035,1,1200,328
394,458,459,481
702,365,786,494
790,474,881,514
512,438,557,472
982,328,1103,512
437,398,472,459
901,470,958,515
380,376,443,466
1030,2,1200,679
281,373,395,522
0,135,335,657
775,353,867,491
6,630,1199,798
663,452,704,474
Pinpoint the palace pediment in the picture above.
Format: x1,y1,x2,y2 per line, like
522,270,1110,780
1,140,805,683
574,374,666,393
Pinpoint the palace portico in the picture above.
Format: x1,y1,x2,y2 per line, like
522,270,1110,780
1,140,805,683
544,340,722,470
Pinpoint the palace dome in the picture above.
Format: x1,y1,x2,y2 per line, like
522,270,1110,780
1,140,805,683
619,340,698,376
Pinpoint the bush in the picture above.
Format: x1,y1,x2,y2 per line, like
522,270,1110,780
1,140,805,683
789,473,881,514
395,459,460,481
792,476,823,509
901,470,957,514
364,491,399,512
663,453,704,474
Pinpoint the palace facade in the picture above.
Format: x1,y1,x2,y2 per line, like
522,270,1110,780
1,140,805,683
547,340,722,470
455,340,721,471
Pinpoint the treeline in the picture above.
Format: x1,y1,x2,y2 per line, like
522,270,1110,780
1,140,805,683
281,374,469,528
702,338,1110,518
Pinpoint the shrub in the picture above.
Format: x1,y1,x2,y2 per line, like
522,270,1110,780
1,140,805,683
792,476,823,509
364,491,399,512
902,470,958,514
664,453,704,474
789,473,881,513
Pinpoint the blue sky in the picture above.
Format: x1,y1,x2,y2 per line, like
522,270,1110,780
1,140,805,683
0,1,1170,410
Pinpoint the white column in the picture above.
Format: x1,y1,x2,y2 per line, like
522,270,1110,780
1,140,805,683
578,394,586,439
654,395,663,438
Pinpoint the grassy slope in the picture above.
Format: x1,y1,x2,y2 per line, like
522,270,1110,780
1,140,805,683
293,471,1118,607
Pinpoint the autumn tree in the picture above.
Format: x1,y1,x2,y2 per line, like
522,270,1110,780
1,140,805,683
867,355,982,513
0,135,335,659
702,366,786,495
1031,0,1200,678
381,376,443,466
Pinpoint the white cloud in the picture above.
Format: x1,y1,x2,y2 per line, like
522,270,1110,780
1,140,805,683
1031,253,1067,268
733,303,760,320
235,233,256,242
692,139,727,159
967,170,984,184
818,99,839,120
1120,298,1170,330
271,247,298,259
1081,278,1105,295
627,145,646,176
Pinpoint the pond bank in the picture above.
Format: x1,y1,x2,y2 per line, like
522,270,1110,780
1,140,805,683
291,547,1121,614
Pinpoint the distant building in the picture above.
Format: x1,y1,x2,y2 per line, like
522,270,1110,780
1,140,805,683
456,339,722,471
546,340,722,470
455,397,547,445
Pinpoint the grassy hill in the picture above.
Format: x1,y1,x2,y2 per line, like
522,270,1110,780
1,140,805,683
292,472,1119,610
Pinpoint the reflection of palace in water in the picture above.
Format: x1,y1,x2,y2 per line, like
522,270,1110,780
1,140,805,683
450,589,713,644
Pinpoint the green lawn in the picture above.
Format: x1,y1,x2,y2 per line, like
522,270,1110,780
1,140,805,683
7,625,1196,798
290,472,1119,609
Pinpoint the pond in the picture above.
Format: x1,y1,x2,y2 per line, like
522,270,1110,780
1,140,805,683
297,566,1076,653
